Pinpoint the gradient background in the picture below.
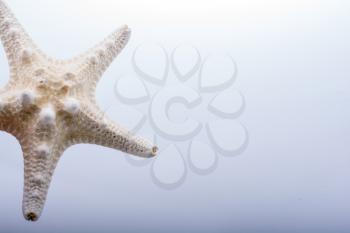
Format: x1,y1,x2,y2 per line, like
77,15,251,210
0,0,349,232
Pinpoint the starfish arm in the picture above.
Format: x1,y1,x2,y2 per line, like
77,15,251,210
21,141,65,221
76,25,131,85
68,104,157,158
0,0,38,69
15,118,67,221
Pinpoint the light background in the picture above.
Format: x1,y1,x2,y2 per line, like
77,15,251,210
0,0,349,232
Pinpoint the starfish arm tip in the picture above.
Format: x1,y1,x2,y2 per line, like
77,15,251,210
151,146,158,157
124,135,158,158
150,146,159,158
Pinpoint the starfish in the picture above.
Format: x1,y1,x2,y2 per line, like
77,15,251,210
0,0,158,221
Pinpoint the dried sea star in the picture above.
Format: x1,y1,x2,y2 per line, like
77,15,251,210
0,0,157,221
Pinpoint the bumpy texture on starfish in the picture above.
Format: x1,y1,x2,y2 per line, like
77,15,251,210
0,1,158,221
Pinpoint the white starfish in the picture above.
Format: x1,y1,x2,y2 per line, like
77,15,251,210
0,1,158,221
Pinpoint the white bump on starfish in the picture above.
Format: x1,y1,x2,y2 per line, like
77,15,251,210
89,55,98,65
0,0,156,221
9,28,18,39
97,49,105,58
36,144,51,158
21,48,33,63
20,90,36,107
30,190,42,201
63,98,80,115
39,106,56,125
30,174,45,186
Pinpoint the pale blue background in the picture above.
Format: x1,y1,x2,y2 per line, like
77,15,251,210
0,0,349,232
